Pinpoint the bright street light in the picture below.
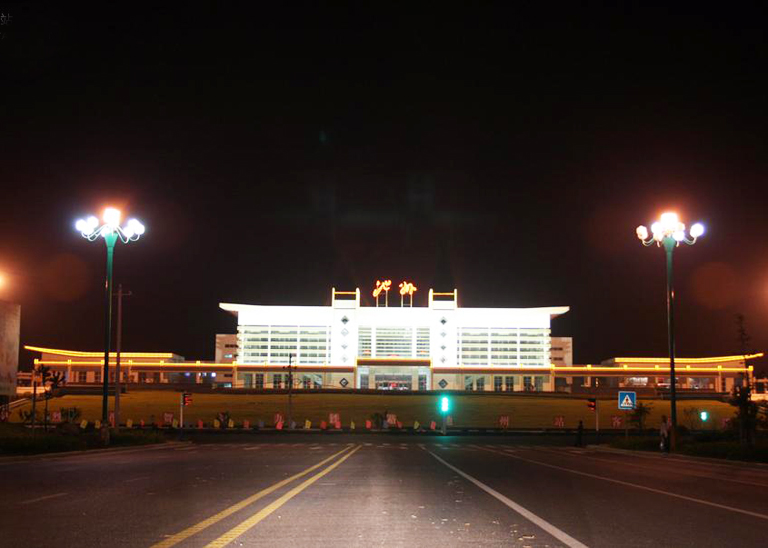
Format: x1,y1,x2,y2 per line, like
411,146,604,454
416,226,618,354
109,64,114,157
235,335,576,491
636,211,704,451
76,207,145,431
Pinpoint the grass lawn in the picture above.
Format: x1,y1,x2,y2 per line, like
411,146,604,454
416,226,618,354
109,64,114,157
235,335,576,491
10,391,736,429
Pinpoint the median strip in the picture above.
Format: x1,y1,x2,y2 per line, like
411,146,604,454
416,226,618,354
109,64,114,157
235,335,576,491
204,445,362,548
149,444,355,548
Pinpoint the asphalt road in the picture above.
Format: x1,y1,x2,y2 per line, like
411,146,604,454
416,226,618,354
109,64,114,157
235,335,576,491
2,435,767,547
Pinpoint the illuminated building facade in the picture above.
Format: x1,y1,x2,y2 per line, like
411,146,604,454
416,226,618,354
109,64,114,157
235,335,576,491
24,286,759,394
219,287,568,391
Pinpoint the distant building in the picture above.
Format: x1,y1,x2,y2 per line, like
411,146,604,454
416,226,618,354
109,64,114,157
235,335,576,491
22,286,762,395
550,337,573,367
220,286,568,391
215,334,238,363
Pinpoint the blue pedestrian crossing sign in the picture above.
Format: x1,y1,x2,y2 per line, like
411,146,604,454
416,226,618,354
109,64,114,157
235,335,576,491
618,391,636,410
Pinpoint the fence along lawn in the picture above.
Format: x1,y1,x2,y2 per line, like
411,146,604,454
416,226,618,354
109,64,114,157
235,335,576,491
11,391,735,429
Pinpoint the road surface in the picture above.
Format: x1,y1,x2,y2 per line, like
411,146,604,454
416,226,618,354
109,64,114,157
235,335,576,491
2,435,766,547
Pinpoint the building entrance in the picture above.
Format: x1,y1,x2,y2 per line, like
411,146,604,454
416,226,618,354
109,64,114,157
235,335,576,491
374,374,412,390
356,358,431,392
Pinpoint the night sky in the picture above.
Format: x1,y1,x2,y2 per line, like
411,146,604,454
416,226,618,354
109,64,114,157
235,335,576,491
2,3,767,371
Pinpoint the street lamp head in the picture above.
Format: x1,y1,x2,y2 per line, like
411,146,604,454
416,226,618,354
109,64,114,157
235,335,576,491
637,212,705,247
75,209,145,243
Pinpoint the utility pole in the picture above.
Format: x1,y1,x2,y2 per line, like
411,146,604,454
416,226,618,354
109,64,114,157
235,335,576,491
31,372,37,439
595,398,599,444
286,353,294,429
114,284,132,429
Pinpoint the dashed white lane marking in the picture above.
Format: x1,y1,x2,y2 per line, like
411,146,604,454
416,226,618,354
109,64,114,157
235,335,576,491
21,492,68,505
426,451,588,548
308,446,321,450
243,446,260,451
478,446,768,522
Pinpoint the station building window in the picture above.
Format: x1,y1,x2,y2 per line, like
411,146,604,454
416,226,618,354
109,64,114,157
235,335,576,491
505,376,514,391
494,376,503,392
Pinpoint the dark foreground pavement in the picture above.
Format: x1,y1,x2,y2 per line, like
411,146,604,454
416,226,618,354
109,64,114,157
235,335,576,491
2,435,767,547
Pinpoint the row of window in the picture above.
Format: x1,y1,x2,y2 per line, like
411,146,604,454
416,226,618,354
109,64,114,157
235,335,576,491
240,326,330,364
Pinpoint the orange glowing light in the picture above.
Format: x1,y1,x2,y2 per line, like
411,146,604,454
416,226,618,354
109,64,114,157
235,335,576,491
372,280,392,298
399,281,417,296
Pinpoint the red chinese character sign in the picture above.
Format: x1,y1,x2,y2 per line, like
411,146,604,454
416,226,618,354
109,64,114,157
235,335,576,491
611,415,623,428
372,280,418,307
373,280,392,307
399,281,417,307
553,416,565,427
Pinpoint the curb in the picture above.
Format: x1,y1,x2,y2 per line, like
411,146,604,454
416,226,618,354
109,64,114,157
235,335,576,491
0,441,185,465
587,444,768,469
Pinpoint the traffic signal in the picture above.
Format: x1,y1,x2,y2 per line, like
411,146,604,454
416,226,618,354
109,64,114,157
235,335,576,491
700,410,709,422
439,396,450,414
182,392,192,406
587,398,596,412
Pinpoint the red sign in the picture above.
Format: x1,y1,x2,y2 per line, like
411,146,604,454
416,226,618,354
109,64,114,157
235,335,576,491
386,413,397,426
329,413,340,425
276,420,284,430
365,419,372,429
553,416,565,428
320,420,327,430
274,413,283,426
197,419,204,429
51,411,62,423
243,420,250,429
499,415,509,428
430,421,436,430
611,415,623,428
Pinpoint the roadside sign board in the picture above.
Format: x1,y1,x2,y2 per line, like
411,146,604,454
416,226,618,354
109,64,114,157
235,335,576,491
618,391,636,410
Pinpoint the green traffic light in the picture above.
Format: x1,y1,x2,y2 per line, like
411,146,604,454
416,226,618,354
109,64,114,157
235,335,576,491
700,411,708,422
440,396,450,414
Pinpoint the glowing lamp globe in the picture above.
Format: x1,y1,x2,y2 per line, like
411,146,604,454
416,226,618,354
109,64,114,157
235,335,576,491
103,207,121,227
690,223,705,238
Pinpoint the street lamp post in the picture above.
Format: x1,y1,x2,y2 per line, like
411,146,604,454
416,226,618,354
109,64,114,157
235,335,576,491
636,212,704,450
76,208,145,429
285,353,295,429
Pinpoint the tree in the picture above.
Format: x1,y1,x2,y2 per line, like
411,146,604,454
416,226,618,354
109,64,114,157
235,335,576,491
35,365,52,432
629,402,653,431
683,407,702,430
731,314,757,447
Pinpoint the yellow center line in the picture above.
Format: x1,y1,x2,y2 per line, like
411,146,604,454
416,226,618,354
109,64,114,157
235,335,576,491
149,445,355,548
204,445,363,548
